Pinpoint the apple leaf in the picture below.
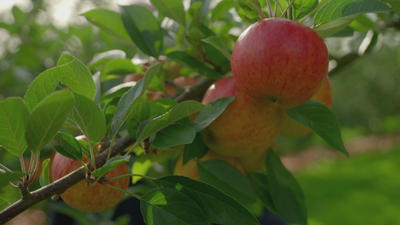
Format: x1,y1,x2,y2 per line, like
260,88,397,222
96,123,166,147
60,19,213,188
91,155,130,178
234,0,261,19
202,36,232,62
150,124,196,148
120,5,163,58
148,99,178,118
197,160,257,205
155,176,260,225
294,0,318,19
0,98,29,157
87,49,126,69
25,90,75,154
53,133,83,161
246,172,277,214
57,54,96,100
314,0,393,37
140,187,209,225
182,133,209,165
81,8,132,43
102,83,135,105
103,59,141,76
131,150,176,184
265,150,308,225
72,93,106,144
150,0,186,27
24,61,73,112
136,101,208,143
166,51,223,79
0,171,26,190
126,98,150,139
112,63,162,136
39,158,51,187
285,100,348,156
191,96,235,132
211,0,236,21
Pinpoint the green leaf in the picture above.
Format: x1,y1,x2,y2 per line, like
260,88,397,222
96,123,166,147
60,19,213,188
39,158,51,187
155,176,260,225
148,98,178,118
25,90,75,154
131,149,176,184
211,0,236,21
81,8,132,42
197,160,257,205
0,98,29,156
286,100,348,156
191,96,234,132
202,36,232,62
91,155,130,178
57,54,96,100
314,15,358,37
294,0,318,19
24,61,73,112
150,124,196,148
140,187,208,225
150,0,186,27
72,93,106,144
234,0,261,19
53,133,83,161
246,172,276,213
103,59,140,76
88,50,126,69
136,101,208,143
166,51,223,79
0,172,26,189
314,0,393,36
112,63,162,135
126,98,150,139
266,150,308,225
120,5,163,58
182,133,209,165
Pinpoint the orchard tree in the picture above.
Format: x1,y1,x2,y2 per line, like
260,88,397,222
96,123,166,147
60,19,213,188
0,0,396,224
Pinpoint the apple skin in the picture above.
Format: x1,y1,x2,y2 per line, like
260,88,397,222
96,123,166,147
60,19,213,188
200,76,283,159
232,18,329,109
174,150,244,181
279,75,332,137
51,137,130,213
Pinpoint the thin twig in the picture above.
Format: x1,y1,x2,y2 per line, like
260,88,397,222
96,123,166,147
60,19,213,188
280,0,295,18
101,183,142,200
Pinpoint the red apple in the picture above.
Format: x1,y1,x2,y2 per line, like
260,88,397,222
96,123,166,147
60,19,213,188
279,75,332,137
51,136,130,213
200,76,283,159
232,18,329,109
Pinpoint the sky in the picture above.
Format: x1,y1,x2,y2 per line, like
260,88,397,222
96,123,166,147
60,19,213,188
0,0,152,28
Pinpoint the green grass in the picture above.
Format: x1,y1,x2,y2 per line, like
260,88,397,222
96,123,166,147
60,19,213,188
295,147,400,225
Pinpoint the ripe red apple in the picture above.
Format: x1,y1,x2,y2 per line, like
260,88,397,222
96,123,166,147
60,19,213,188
232,18,329,109
279,75,332,137
200,76,283,159
174,149,244,181
51,136,130,213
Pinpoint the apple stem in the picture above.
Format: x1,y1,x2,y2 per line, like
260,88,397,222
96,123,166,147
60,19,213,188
101,183,142,200
280,0,295,18
266,0,273,18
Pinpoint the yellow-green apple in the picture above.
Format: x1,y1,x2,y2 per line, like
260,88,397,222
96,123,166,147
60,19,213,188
200,76,283,159
51,136,130,213
174,149,244,181
231,18,329,109
238,143,277,172
279,75,332,137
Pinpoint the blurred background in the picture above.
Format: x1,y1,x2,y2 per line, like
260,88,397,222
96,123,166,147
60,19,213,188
1,0,400,224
